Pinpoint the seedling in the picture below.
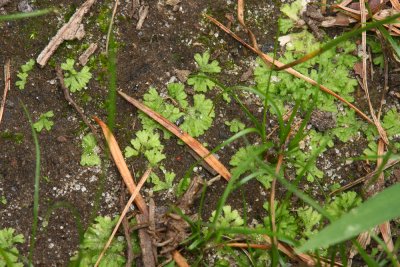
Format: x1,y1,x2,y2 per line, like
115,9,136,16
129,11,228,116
124,130,165,167
150,167,176,192
187,51,221,92
33,111,54,132
69,216,130,266
80,133,101,166
15,59,35,90
61,59,92,92
225,119,245,133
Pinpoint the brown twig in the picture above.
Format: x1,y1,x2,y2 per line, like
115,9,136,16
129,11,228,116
95,169,151,267
120,183,134,267
329,158,400,195
106,0,119,54
360,0,389,145
172,250,190,267
204,14,374,124
0,59,11,127
37,0,96,66
55,66,103,149
94,116,148,215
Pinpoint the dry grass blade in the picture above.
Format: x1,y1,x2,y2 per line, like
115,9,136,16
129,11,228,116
172,250,190,267
329,158,400,195
204,14,373,124
106,0,119,54
118,90,231,181
360,0,390,145
94,168,151,267
94,116,149,216
0,59,10,127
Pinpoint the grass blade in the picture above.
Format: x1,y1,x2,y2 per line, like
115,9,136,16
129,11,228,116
297,183,400,253
20,102,40,264
0,8,55,21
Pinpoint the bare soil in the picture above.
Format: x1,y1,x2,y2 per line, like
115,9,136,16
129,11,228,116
0,0,399,266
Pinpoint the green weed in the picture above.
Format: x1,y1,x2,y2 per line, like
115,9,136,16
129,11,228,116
15,59,35,90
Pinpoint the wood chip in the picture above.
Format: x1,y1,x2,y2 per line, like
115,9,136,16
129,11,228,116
174,69,190,83
165,0,181,6
136,5,149,30
79,43,98,66
0,59,10,127
36,0,96,67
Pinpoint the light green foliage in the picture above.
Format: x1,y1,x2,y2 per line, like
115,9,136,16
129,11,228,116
80,133,101,166
225,119,245,133
363,141,378,160
230,145,273,188
125,130,165,166
61,59,92,92
15,59,35,90
187,51,221,92
255,31,358,114
325,191,362,219
168,83,188,108
279,18,294,34
150,167,176,191
0,228,25,267
69,216,126,267
263,201,298,239
299,183,400,253
33,111,54,132
297,206,322,239
280,0,303,21
180,94,215,137
332,109,362,142
139,84,215,138
382,108,400,138
139,87,183,138
0,196,6,205
210,205,244,228
290,130,333,182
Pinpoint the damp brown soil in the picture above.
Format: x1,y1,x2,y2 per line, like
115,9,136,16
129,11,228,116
0,0,399,266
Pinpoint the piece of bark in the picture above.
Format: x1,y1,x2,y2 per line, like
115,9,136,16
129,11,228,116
136,214,156,267
0,0,11,8
136,5,149,30
36,0,96,67
79,43,98,66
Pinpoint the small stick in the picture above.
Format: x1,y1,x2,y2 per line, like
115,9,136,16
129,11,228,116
36,0,96,66
106,0,119,54
95,169,151,267
120,182,134,267
329,158,400,195
172,250,190,267
0,59,11,127
136,5,149,30
55,66,103,148
359,0,389,145
79,43,98,66
118,90,231,180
